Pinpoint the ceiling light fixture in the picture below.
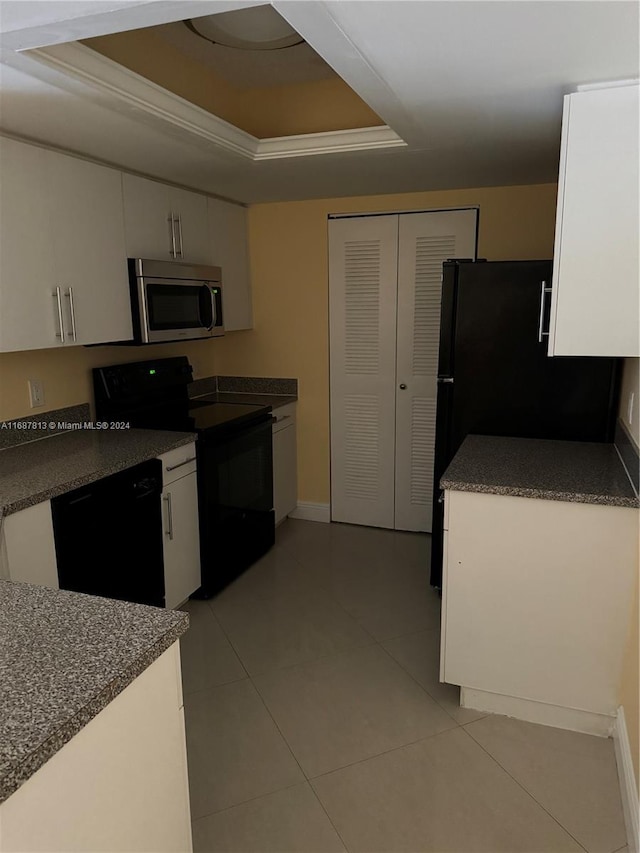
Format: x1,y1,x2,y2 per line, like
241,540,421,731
184,6,305,51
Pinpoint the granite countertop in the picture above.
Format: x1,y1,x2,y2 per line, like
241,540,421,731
0,428,196,517
0,580,188,803
441,435,639,508
191,391,297,409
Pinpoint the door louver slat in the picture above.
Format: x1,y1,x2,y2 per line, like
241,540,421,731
412,235,456,376
409,398,437,506
344,240,381,376
344,395,380,501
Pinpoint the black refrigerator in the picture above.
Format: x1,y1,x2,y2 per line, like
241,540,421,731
430,260,619,588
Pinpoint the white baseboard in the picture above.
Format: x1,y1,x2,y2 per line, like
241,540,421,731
289,502,331,523
460,687,616,737
614,705,640,853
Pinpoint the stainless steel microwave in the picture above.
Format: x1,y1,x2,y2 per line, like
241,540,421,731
128,258,224,344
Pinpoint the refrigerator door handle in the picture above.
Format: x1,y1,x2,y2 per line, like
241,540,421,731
437,377,454,384
537,281,553,343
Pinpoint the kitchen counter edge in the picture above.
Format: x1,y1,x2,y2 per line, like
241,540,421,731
0,581,189,804
0,430,197,518
440,435,639,509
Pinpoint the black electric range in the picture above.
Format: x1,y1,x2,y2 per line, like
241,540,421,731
93,357,275,597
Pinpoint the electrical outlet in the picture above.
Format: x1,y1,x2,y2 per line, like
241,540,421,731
28,379,45,408
628,391,635,426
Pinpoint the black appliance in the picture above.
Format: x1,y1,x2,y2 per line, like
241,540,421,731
431,260,620,587
93,357,275,597
51,459,165,607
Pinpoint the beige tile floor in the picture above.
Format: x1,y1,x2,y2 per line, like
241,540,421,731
181,519,628,853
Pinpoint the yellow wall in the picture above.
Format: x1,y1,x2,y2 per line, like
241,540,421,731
83,30,382,138
0,341,218,421
212,183,559,505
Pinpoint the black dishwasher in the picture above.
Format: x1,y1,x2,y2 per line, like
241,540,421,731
51,459,165,608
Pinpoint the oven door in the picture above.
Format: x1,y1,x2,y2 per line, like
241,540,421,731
138,277,224,343
196,415,275,595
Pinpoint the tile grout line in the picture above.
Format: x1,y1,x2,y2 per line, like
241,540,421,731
462,724,591,853
375,640,477,730
246,675,352,851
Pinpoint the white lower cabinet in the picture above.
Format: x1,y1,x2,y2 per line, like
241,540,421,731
0,642,192,853
440,489,639,733
272,403,297,525
0,501,58,589
158,443,201,608
1,444,201,610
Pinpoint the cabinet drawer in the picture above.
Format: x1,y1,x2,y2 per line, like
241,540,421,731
272,402,297,434
158,443,197,485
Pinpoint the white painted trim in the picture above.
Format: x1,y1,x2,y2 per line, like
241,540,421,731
255,126,406,160
577,78,640,92
614,705,640,853
460,687,616,738
27,43,406,161
289,502,331,524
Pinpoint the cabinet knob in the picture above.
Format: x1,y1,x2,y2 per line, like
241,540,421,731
399,384,407,390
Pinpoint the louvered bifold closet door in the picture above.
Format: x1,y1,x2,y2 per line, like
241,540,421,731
394,209,477,531
329,215,399,528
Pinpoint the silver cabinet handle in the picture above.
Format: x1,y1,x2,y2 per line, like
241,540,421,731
168,212,177,258
65,287,77,342
537,281,553,343
176,214,184,258
437,377,454,384
54,287,65,342
163,493,173,540
166,456,197,472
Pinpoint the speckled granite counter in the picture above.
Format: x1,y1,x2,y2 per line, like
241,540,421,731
0,580,188,803
191,391,297,409
189,374,297,411
441,435,639,508
0,428,196,517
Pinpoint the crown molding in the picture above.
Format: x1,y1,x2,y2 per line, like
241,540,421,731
26,42,406,161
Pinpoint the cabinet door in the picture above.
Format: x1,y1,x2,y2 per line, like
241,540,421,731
49,152,132,345
207,197,252,330
171,187,210,264
549,83,639,356
273,420,297,524
0,137,61,352
163,472,201,609
122,173,174,260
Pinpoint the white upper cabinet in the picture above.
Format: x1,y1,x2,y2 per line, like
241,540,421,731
122,174,210,265
0,137,132,352
207,197,252,330
548,82,639,357
48,152,132,346
0,138,58,353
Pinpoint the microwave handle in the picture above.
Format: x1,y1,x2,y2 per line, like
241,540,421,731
210,286,217,329
199,284,215,330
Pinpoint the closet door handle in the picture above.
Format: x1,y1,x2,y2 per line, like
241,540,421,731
54,287,65,343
